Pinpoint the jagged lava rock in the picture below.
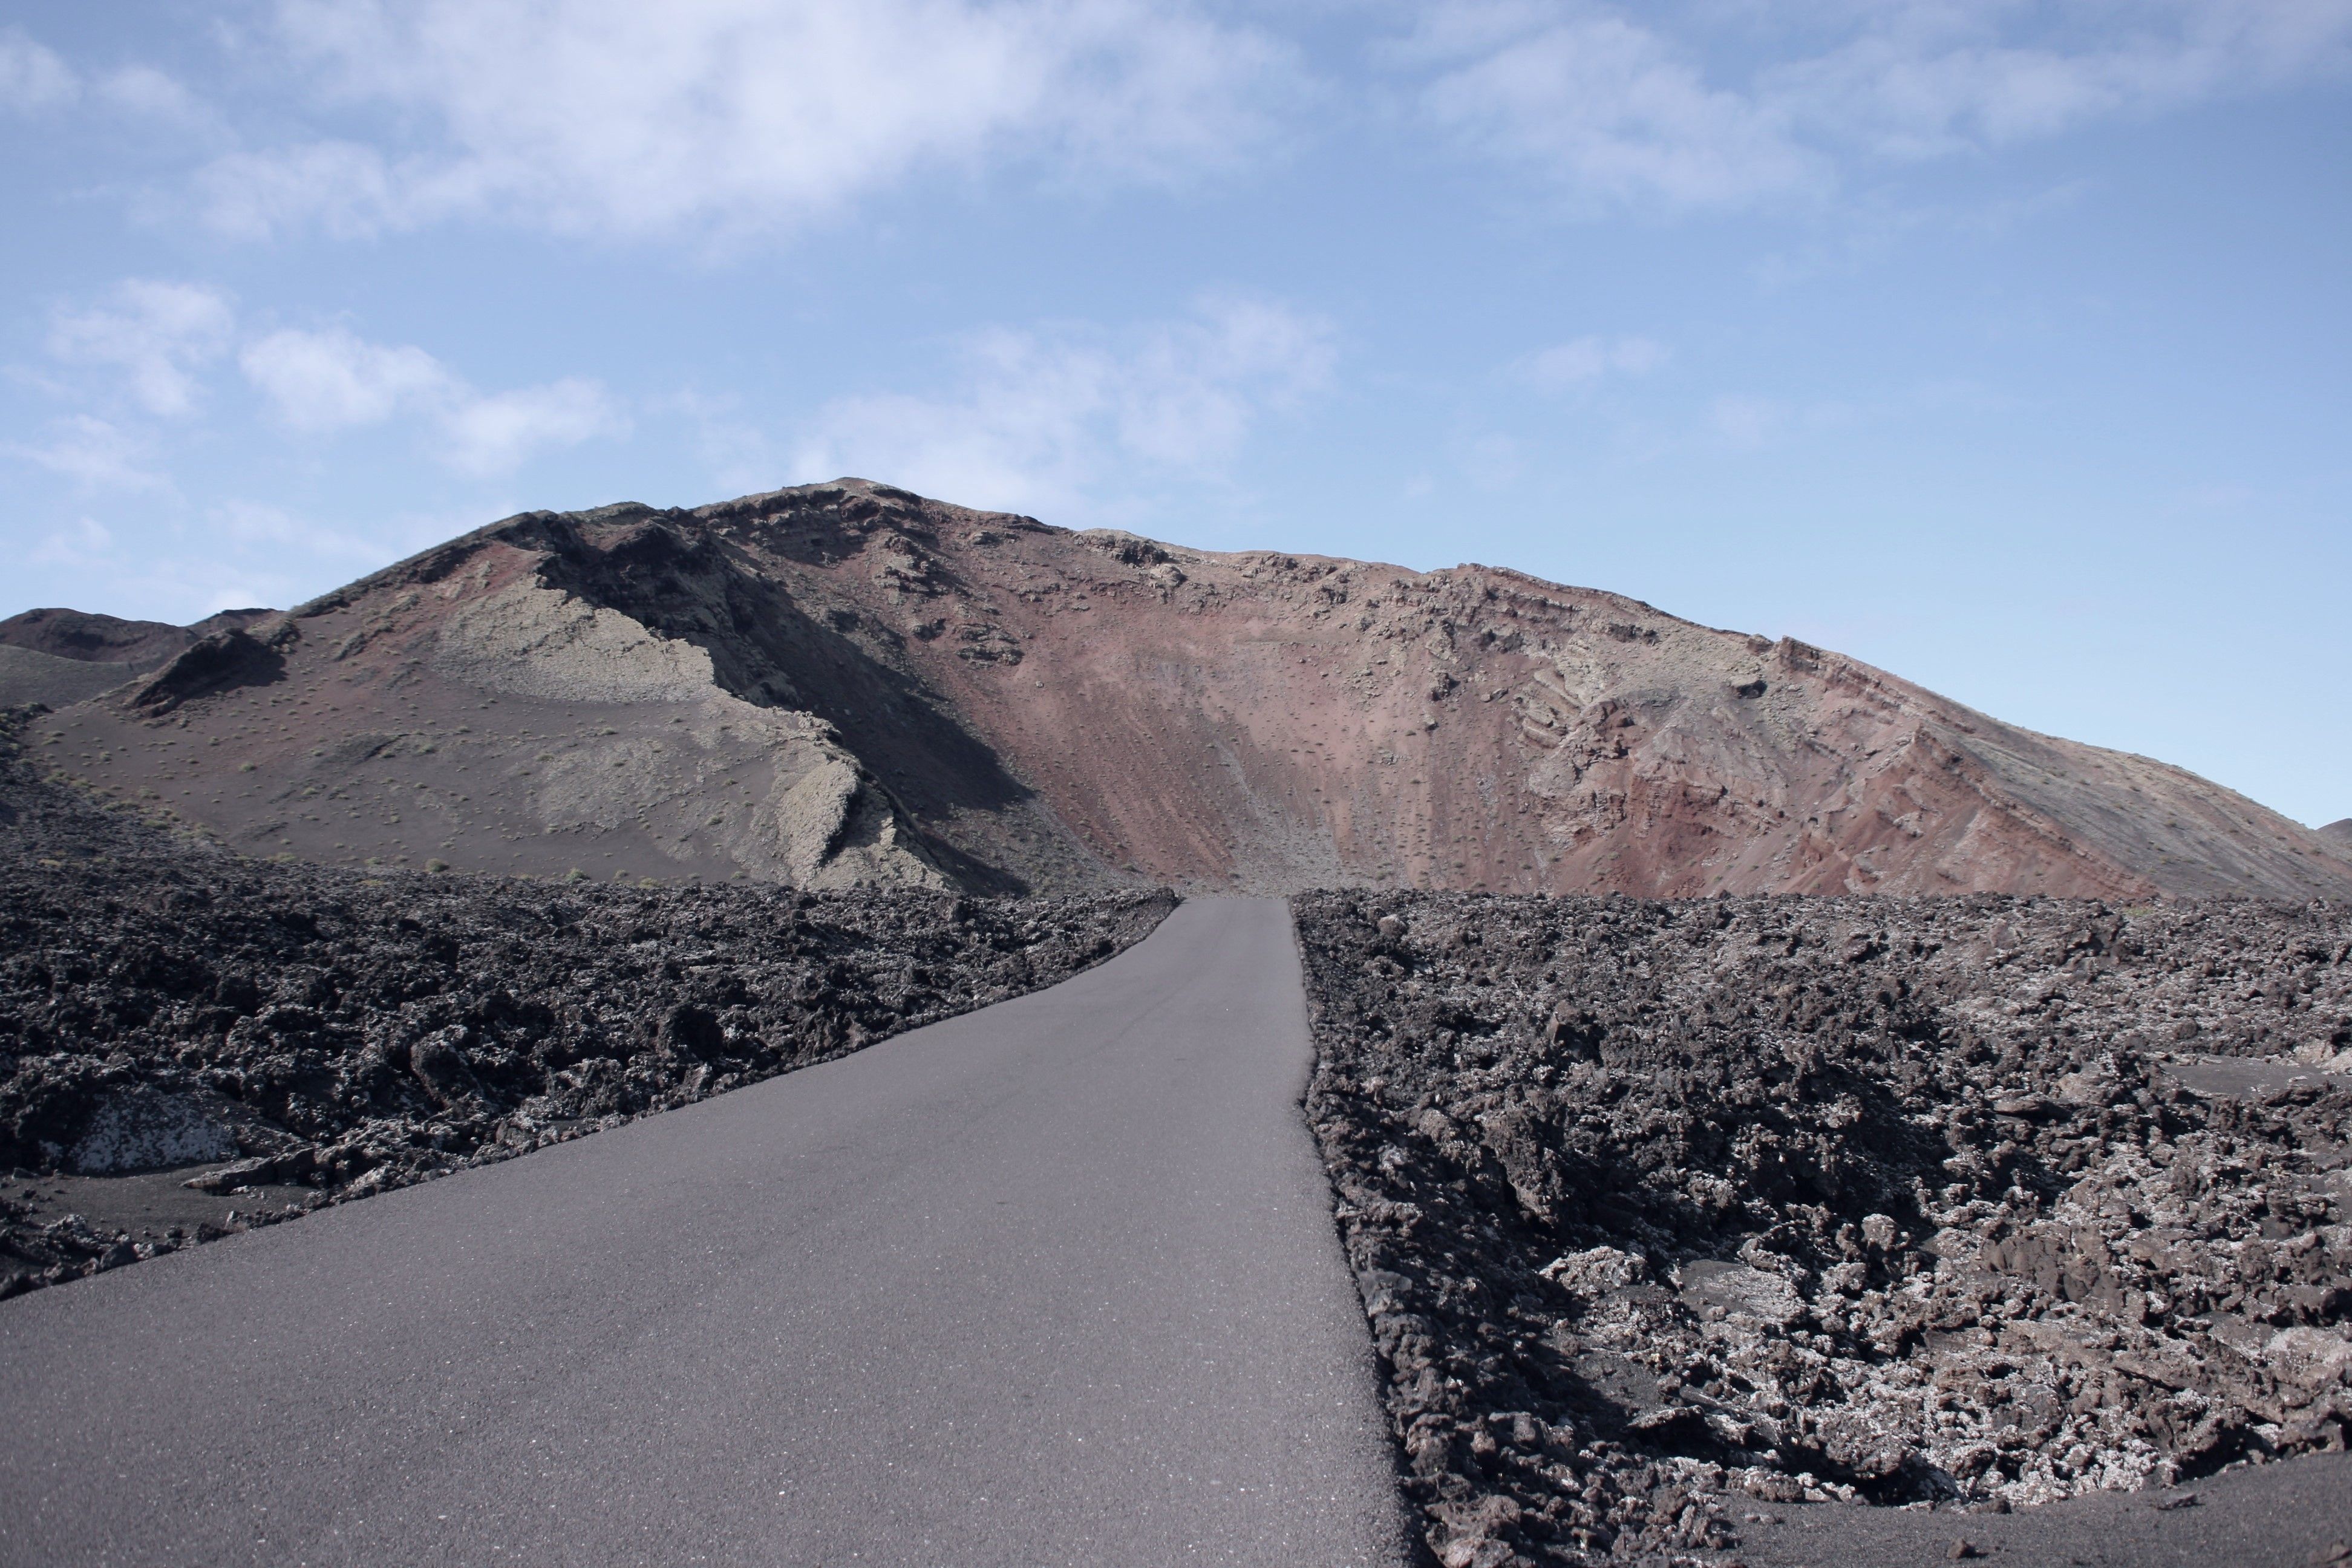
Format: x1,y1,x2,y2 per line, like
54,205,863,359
1295,889,2352,1567
0,711,1174,1299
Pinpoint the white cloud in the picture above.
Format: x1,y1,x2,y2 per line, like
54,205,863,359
1520,334,1668,390
1406,1,2352,210
240,324,626,474
96,64,208,124
792,296,1333,518
1711,394,1786,451
240,326,452,431
1708,393,1855,451
212,499,385,564
201,0,1296,240
196,140,411,242
1422,14,1826,209
5,416,167,491
668,390,778,496
106,555,302,621
0,29,76,112
1770,0,2352,158
1460,430,1525,491
48,281,236,417
440,377,625,476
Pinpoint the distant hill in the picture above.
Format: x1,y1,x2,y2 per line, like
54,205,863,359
23,480,2352,898
0,608,272,710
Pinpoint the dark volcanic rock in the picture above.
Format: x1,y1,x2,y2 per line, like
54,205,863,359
0,708,1173,1299
122,622,293,716
1295,890,2352,1566
0,609,275,711
0,607,271,667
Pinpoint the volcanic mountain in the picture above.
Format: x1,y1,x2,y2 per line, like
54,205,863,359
0,607,271,710
22,479,2351,899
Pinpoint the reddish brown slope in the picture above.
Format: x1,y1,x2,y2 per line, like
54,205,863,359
27,480,2352,898
644,481,2345,898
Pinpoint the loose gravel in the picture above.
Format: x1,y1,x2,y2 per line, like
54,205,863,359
1295,889,2352,1566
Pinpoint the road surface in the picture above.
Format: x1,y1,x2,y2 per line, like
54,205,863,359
0,898,1408,1567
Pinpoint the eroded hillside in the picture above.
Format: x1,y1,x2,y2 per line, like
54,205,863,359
27,480,2352,898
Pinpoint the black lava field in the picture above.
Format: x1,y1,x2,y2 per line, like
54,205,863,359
10,690,2352,1568
0,711,1171,1298
1295,889,2352,1567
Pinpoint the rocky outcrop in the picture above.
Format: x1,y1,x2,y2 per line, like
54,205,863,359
23,480,2351,899
125,622,296,716
1293,890,2352,1566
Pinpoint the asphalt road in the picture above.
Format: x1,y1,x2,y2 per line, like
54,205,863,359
0,897,1408,1568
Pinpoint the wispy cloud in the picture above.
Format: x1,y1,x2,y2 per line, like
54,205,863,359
1420,12,1825,209
1519,334,1669,391
240,325,626,474
238,326,448,431
1708,393,1856,452
30,517,115,568
48,281,236,417
5,415,168,491
440,379,624,477
2,31,209,126
197,140,414,243
0,28,76,113
1403,0,2352,211
94,64,211,126
19,281,628,494
792,296,1334,519
197,0,1298,240
669,390,779,497
212,498,382,561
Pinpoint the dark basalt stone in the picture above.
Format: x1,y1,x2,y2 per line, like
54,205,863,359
1295,888,2352,1567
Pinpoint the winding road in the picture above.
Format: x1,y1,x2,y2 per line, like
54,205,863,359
0,898,1407,1567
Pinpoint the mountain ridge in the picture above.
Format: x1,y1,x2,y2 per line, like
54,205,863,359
21,479,2350,900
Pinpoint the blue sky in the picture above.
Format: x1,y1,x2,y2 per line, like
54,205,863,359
3,1,2347,826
